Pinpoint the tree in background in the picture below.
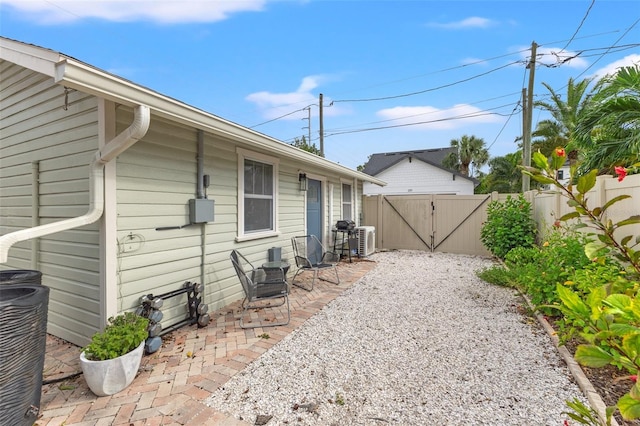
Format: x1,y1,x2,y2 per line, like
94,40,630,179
477,151,524,193
572,65,640,176
357,155,371,172
533,77,595,165
442,134,489,177
291,136,322,156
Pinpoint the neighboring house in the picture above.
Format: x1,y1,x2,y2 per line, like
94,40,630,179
556,160,571,186
0,37,385,346
362,148,478,195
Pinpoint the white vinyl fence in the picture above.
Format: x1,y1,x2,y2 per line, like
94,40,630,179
528,173,640,243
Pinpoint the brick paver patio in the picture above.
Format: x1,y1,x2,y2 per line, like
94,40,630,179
37,258,376,426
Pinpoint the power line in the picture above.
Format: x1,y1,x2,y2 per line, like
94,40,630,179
323,30,620,101
486,100,521,151
558,0,596,54
324,103,520,137
332,62,521,103
325,91,522,134
327,49,532,98
249,107,308,129
249,37,636,130
262,39,638,131
285,90,554,145
572,18,640,82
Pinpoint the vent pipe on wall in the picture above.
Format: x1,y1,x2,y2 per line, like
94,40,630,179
0,105,151,263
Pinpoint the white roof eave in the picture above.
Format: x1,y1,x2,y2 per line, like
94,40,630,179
53,57,386,187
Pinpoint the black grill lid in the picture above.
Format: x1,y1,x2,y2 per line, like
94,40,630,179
336,220,355,230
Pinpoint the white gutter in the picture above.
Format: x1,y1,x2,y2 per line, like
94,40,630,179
0,105,151,263
54,58,386,187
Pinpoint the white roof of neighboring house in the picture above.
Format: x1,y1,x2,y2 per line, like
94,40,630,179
0,36,386,187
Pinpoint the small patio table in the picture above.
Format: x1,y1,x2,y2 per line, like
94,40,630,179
262,261,291,283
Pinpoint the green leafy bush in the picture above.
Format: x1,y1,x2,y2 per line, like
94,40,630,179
567,261,627,297
522,148,640,421
83,312,149,361
480,194,536,259
476,265,514,287
552,261,625,344
504,228,590,309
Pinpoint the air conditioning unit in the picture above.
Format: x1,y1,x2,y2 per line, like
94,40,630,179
355,226,376,257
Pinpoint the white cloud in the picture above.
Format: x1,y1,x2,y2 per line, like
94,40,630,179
591,54,640,80
426,16,495,30
376,104,502,130
1,0,265,24
246,75,346,120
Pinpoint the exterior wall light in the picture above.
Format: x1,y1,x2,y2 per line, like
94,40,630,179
299,173,308,191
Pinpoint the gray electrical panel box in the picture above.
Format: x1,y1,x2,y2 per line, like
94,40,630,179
189,199,215,224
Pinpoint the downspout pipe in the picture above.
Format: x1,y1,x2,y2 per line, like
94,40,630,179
0,105,151,263
196,129,205,199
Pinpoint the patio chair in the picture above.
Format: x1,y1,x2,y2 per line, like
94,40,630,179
291,235,340,291
230,249,290,329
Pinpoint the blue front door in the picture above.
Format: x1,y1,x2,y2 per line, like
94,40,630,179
306,179,322,239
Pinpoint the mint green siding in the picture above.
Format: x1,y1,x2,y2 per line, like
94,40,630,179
0,61,101,345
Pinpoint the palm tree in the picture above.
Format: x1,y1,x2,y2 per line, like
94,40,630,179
533,77,595,163
572,65,640,174
479,151,524,193
531,120,566,157
442,134,489,177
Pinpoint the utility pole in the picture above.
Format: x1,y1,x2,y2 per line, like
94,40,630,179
302,106,311,144
522,88,529,192
522,41,537,193
319,93,324,157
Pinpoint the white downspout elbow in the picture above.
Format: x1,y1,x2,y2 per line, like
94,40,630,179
0,105,151,264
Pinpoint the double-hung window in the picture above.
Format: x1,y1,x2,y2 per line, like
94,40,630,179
341,182,353,220
237,149,278,239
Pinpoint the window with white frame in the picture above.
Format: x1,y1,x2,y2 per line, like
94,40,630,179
342,183,353,220
238,149,278,238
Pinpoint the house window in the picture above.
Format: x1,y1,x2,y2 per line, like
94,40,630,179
557,170,564,180
237,149,278,239
342,183,352,220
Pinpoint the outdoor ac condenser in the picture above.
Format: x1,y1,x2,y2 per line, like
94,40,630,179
355,226,376,257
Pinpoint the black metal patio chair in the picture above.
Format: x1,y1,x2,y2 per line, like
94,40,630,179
290,235,340,291
230,249,290,329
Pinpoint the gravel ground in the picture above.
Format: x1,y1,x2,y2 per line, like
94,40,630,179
206,250,587,425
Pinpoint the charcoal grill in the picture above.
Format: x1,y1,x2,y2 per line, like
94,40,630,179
335,219,355,231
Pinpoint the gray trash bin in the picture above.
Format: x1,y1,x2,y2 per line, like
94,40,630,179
0,281,49,426
268,247,282,262
0,270,42,285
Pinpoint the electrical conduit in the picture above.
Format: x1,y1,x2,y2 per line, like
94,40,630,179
0,105,151,263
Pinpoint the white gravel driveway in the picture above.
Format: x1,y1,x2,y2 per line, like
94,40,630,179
206,250,586,425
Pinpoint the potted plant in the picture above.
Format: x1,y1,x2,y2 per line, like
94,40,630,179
79,311,149,396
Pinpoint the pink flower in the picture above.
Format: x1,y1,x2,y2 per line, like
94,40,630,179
555,148,566,158
615,166,627,182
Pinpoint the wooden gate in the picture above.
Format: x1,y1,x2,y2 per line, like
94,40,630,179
362,194,500,256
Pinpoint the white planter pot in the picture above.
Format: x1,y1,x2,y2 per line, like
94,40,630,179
79,340,144,396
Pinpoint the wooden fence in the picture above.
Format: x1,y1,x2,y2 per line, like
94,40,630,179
361,174,639,255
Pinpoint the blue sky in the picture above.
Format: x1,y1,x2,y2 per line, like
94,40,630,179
1,0,638,170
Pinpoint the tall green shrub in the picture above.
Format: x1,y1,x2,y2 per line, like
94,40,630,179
480,194,536,259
